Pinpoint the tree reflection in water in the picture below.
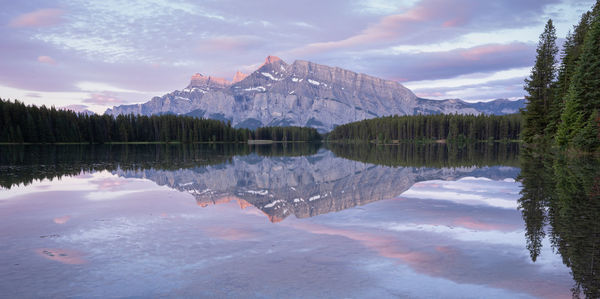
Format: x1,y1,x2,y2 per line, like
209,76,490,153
519,146,599,298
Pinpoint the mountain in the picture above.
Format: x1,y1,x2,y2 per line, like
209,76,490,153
466,98,525,115
105,56,524,132
60,105,96,115
415,98,524,115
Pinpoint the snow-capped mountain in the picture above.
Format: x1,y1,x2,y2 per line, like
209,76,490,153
105,56,524,132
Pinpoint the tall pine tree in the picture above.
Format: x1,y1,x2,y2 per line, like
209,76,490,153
521,19,558,144
548,11,593,137
556,9,600,151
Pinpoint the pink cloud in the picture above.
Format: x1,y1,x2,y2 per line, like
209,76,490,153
37,55,56,64
90,177,128,190
452,216,515,231
290,221,570,298
442,18,465,28
9,8,64,28
290,0,465,55
83,93,124,105
291,222,429,264
53,215,71,224
460,43,530,61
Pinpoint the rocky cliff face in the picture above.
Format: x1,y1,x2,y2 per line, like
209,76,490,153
232,71,248,84
106,56,524,132
188,73,231,89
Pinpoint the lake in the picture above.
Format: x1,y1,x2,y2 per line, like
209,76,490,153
0,143,596,298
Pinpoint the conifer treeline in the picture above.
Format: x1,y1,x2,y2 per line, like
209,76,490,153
255,126,322,142
327,142,520,168
327,113,521,142
522,2,600,151
0,99,320,143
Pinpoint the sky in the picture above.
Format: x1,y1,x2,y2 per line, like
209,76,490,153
0,0,595,114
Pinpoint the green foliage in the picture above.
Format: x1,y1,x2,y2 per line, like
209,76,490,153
254,126,321,142
0,99,320,144
518,146,600,298
0,142,322,189
521,19,558,143
327,142,520,168
327,113,522,142
520,1,600,153
517,146,555,262
556,13,600,151
549,12,593,137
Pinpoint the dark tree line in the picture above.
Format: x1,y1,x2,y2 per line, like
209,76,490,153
254,126,322,142
522,2,600,152
518,147,600,298
0,99,320,143
327,142,520,168
0,143,321,189
327,113,521,143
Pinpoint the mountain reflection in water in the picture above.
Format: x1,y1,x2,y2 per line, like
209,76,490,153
0,143,583,298
1,143,519,222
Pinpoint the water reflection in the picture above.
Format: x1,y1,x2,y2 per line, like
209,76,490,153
518,147,600,298
2,143,518,222
0,143,579,298
0,143,319,189
327,142,520,168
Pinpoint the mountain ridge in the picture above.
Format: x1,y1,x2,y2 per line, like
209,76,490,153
106,56,525,132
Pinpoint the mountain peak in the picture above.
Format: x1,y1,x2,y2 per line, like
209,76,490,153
189,73,230,89
232,71,248,83
106,56,523,132
264,55,282,65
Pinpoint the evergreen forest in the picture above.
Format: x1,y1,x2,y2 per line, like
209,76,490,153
521,2,600,152
0,99,320,144
327,113,521,143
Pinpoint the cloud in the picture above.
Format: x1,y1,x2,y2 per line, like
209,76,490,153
197,35,262,54
387,43,535,82
37,55,56,64
405,67,530,90
9,8,64,27
53,215,71,224
83,92,125,105
0,0,592,106
25,92,42,98
61,104,89,110
290,0,558,56
76,81,140,93
412,77,527,101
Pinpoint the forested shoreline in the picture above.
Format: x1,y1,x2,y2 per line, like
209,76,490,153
327,113,521,143
517,3,600,297
521,3,600,152
0,99,320,144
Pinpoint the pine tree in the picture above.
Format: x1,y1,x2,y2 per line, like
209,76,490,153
556,12,600,151
548,12,593,137
521,19,558,144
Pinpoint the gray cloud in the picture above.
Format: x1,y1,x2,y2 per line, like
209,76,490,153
0,0,595,106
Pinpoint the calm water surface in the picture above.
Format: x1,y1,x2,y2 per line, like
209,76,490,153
0,143,595,298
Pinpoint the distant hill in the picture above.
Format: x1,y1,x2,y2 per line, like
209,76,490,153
106,56,524,132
